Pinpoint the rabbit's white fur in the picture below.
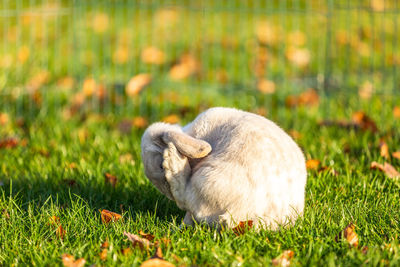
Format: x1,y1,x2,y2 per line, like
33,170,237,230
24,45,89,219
141,107,307,229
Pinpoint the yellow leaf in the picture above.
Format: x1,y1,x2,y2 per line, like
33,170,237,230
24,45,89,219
92,12,109,33
306,159,320,170
272,250,294,267
126,74,152,97
162,114,180,124
257,79,276,94
61,254,86,267
141,47,166,65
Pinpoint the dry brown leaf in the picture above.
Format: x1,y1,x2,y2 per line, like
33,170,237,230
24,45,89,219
162,114,180,124
100,209,122,224
392,151,400,159
133,116,149,129
124,232,153,251
352,111,378,132
306,159,320,170
104,173,117,187
126,74,152,97
141,47,166,65
286,89,319,107
62,254,86,267
257,79,276,94
139,230,155,241
0,113,9,125
151,247,163,259
140,258,175,267
380,142,390,159
370,161,400,180
101,240,109,249
232,220,253,236
0,138,19,149
57,225,66,240
272,250,294,267
393,107,400,119
335,223,359,247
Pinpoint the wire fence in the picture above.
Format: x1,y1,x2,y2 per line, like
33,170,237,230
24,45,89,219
0,0,399,119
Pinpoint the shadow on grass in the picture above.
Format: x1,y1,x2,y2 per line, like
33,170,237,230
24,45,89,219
1,176,184,221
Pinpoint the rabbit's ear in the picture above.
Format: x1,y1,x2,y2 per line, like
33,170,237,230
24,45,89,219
162,132,211,159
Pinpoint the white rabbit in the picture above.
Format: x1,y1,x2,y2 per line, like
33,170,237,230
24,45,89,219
141,107,307,229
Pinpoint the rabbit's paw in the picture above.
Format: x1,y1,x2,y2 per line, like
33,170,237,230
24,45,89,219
163,142,190,180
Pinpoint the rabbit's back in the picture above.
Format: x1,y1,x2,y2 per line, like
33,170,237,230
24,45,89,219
183,107,307,228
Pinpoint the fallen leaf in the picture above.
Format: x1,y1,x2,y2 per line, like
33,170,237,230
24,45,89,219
61,254,86,267
371,0,385,11
17,45,30,64
101,240,109,249
57,76,76,90
26,70,50,92
63,179,77,187
124,232,153,250
104,173,117,187
99,248,108,261
289,130,302,140
393,107,400,119
162,114,180,124
92,12,109,33
100,209,122,224
0,113,9,125
139,230,155,241
119,153,135,165
272,250,294,267
362,246,369,254
286,46,310,68
255,21,281,46
306,159,320,170
370,161,400,180
133,116,148,129
121,247,132,256
232,220,253,236
113,46,130,64
392,151,400,159
0,138,18,149
352,111,378,132
318,166,339,176
286,89,319,107
140,258,175,267
335,223,359,247
82,78,97,97
257,79,276,94
380,141,390,159
126,74,152,97
151,247,163,259
2,209,10,219
169,54,199,80
288,30,307,46
141,46,166,65
57,225,66,240
118,119,133,134
358,81,373,99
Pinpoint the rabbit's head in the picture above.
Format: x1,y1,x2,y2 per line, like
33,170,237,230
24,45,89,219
141,122,212,200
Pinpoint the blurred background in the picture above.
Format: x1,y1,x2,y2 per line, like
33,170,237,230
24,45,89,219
0,0,398,129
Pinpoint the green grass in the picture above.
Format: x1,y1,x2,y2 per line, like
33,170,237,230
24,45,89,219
1,1,400,266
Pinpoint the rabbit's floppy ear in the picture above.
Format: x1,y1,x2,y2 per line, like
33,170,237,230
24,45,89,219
162,131,211,158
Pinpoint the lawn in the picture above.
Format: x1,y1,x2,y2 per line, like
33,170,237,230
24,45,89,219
1,1,400,266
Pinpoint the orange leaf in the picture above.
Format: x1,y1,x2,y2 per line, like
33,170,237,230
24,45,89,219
272,250,294,267
162,114,180,124
139,230,155,241
257,79,276,94
61,254,86,267
141,46,166,65
126,74,152,97
392,151,400,160
380,142,390,159
370,161,400,180
306,159,320,170
100,209,122,224
104,173,117,187
0,138,19,149
99,248,108,261
133,116,149,129
140,258,175,267
336,223,359,248
121,247,132,256
0,113,9,125
57,225,66,240
393,106,400,119
232,220,253,236
124,232,153,250
101,240,109,249
352,111,378,132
